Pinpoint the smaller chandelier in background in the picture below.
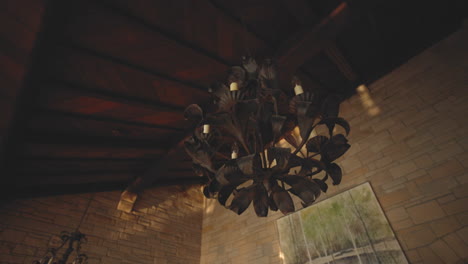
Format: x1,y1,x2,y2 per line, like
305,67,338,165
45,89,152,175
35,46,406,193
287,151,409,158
184,57,351,217
33,230,87,264
33,195,93,264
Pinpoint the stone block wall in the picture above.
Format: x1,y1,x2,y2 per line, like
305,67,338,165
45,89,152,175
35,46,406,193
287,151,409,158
200,27,468,264
0,185,203,264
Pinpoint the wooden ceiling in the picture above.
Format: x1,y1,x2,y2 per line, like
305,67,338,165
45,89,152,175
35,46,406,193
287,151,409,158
2,0,464,198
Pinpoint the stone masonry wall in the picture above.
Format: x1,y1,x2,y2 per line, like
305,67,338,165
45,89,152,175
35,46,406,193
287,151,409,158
200,27,468,264
0,185,203,264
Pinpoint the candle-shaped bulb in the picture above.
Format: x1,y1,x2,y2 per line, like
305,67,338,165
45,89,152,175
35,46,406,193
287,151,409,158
230,82,239,91
294,84,304,95
231,151,238,159
203,124,210,134
231,142,239,159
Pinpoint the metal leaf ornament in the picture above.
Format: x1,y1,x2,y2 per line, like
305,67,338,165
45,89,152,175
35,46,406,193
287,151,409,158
184,58,351,217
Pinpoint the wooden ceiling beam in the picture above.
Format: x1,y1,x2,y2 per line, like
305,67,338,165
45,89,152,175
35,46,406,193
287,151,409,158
1,176,203,200
36,82,187,128
280,0,318,25
18,142,166,159
209,0,350,93
27,109,184,142
96,0,231,66
57,0,229,86
16,171,137,186
118,134,196,212
16,158,149,174
279,0,359,84
46,46,210,108
41,80,185,113
61,39,209,94
22,133,174,150
126,135,191,194
34,109,184,133
276,2,352,76
324,41,359,82
207,0,271,45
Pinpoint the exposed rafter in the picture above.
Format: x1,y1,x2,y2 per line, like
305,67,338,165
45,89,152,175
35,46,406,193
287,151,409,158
33,109,185,133
276,2,351,75
39,80,185,113
280,0,318,25
55,42,209,93
117,135,199,212
1,176,203,200
324,41,359,82
96,0,232,66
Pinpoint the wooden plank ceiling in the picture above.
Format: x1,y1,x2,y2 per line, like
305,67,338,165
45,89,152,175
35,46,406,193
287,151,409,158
2,0,464,198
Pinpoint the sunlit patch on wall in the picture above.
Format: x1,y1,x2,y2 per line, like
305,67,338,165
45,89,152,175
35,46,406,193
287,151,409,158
357,84,381,116
279,251,285,261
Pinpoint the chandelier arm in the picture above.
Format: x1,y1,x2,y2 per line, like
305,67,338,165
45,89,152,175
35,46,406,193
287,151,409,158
309,152,321,158
298,150,307,158
260,151,268,169
239,139,251,155
292,120,321,155
52,234,69,254
292,136,308,155
255,126,268,168
214,151,230,160
306,168,323,177
272,97,279,115
231,105,251,155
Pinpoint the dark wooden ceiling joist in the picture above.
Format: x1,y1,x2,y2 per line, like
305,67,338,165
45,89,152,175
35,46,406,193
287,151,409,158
57,0,229,86
58,42,209,93
2,176,204,200
126,135,190,194
15,167,193,188
277,0,358,89
2,182,129,200
32,109,185,132
43,80,185,113
44,46,210,108
18,142,166,159
210,0,302,46
17,171,137,186
324,41,359,82
27,110,184,142
207,0,271,46
16,158,149,174
23,132,173,149
277,2,352,74
280,0,318,25
96,0,231,66
36,82,187,128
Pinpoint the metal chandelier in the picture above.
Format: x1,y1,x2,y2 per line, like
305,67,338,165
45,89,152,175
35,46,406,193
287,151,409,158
184,57,351,217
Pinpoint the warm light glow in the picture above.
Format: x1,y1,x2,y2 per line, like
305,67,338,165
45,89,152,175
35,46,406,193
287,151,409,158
203,124,210,134
294,84,304,95
279,251,285,260
231,151,238,159
275,126,319,173
357,84,381,116
205,198,216,215
230,82,239,91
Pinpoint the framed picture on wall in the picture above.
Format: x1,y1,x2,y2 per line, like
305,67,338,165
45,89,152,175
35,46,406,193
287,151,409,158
276,182,408,264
